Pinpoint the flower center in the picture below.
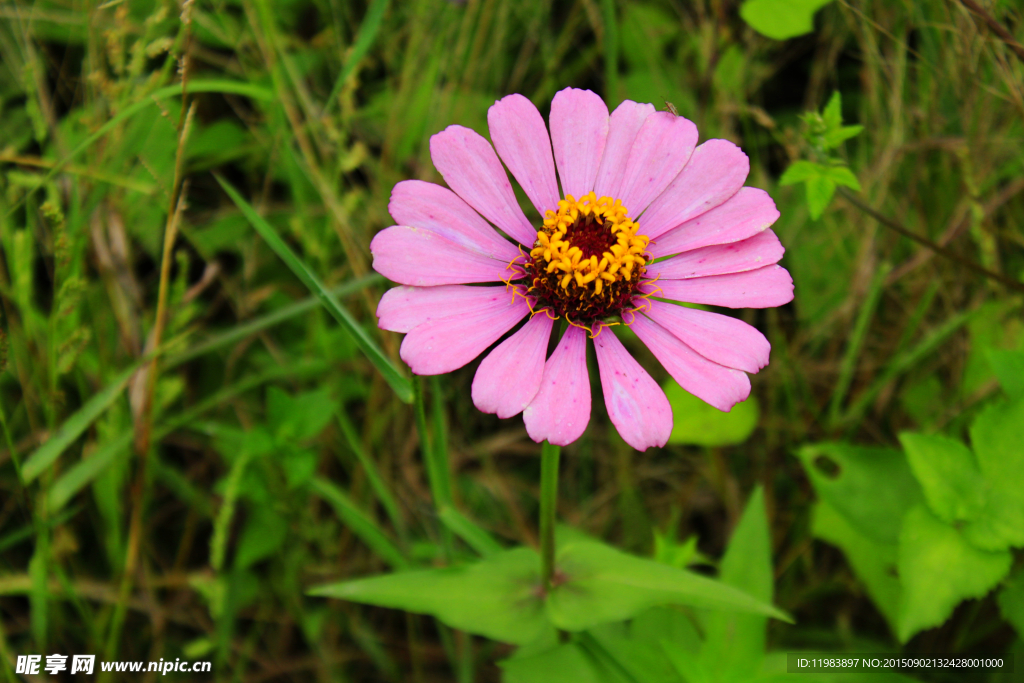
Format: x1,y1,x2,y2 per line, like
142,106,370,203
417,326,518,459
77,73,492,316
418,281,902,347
524,192,650,324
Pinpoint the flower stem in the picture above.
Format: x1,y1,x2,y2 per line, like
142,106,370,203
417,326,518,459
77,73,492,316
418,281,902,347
540,441,561,590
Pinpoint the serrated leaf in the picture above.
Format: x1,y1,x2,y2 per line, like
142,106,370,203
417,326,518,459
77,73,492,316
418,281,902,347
821,165,861,191
546,540,789,632
664,380,759,447
965,398,1024,550
699,487,771,679
309,547,547,644
739,0,834,40
822,91,843,130
897,505,1011,642
988,349,1024,399
779,160,824,185
797,443,923,544
899,432,986,524
234,507,288,569
812,500,901,632
822,125,863,149
805,176,836,219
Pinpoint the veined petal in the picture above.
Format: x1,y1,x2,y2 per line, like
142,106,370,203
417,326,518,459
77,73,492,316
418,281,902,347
640,299,770,374
370,226,521,286
640,139,749,240
399,294,530,375
550,88,610,200
593,328,672,451
649,187,780,258
646,230,784,280
617,112,698,217
430,125,536,246
651,265,794,309
488,94,561,216
523,326,591,446
472,313,554,418
594,100,656,200
389,180,521,261
630,314,751,412
377,285,514,333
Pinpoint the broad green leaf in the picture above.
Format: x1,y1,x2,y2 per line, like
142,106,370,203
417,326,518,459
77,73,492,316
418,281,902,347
662,644,711,683
632,606,703,657
899,432,986,524
215,174,413,403
739,0,834,40
267,387,335,442
586,624,683,683
821,125,864,149
309,547,546,644
821,165,861,191
280,447,319,489
997,569,1024,638
234,507,288,569
502,642,621,683
797,443,922,544
989,349,1024,398
779,160,823,185
664,380,760,447
896,505,1011,642
22,361,142,482
805,176,836,219
812,500,901,631
822,92,843,130
966,398,1024,550
546,540,789,632
700,487,771,680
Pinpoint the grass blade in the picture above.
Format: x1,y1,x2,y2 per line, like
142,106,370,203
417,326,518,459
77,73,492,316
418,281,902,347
21,361,142,483
311,477,409,570
438,507,502,558
324,0,391,115
215,174,413,403
336,410,405,536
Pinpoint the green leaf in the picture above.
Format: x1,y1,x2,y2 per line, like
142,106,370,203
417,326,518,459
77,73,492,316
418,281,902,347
234,507,288,569
812,500,901,632
311,477,409,570
899,432,986,524
22,361,142,482
438,506,503,557
700,487,771,679
997,568,1024,639
664,380,760,447
822,91,843,130
215,174,413,403
739,0,834,40
821,165,861,191
989,349,1024,399
897,505,1011,642
797,443,923,544
805,176,836,219
280,447,319,489
324,0,391,114
821,125,864,149
547,540,789,632
964,397,1024,550
267,387,335,442
309,547,547,645
502,642,621,683
778,160,823,185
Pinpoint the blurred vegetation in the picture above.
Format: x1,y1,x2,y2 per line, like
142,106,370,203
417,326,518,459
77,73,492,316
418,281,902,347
1,0,1023,681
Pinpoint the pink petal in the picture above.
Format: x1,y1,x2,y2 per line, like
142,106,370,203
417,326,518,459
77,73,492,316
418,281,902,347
399,295,530,375
593,328,672,451
522,326,591,446
629,314,751,412
616,112,698,217
549,88,609,200
430,125,536,246
639,139,750,240
649,187,780,258
370,226,521,286
472,313,554,418
647,230,784,280
640,299,770,374
651,265,795,309
488,94,561,216
377,285,513,333
389,180,521,261
594,100,656,200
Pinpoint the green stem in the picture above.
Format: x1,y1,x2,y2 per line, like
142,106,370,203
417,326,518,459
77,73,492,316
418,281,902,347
540,441,561,590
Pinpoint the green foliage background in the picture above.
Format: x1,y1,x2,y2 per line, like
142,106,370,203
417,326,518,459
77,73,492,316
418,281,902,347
0,0,1023,681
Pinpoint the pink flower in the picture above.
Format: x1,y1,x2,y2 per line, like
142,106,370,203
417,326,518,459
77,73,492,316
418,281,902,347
372,89,793,451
